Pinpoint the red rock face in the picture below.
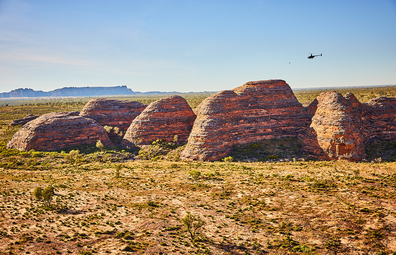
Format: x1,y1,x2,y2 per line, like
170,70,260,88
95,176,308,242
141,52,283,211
80,99,147,133
7,112,112,151
301,92,396,161
121,95,196,147
365,97,396,142
304,91,366,161
180,80,310,161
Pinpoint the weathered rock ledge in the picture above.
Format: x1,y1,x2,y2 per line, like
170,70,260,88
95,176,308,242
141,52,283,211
10,114,39,126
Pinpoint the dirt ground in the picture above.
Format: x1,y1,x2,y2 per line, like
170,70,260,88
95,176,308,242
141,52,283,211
1,160,395,254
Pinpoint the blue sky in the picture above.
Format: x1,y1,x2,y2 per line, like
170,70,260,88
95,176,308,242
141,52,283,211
0,0,395,93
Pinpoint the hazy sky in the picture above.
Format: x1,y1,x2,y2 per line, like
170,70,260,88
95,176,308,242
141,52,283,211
1,0,395,93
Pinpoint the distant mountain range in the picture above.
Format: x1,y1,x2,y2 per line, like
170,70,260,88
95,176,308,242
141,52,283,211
0,86,171,98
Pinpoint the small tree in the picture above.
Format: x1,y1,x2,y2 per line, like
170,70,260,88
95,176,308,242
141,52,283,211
181,211,205,241
42,186,55,207
33,187,43,201
114,163,122,178
33,186,55,208
96,140,104,151
189,170,201,183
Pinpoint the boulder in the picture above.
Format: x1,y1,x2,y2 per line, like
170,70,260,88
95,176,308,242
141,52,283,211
121,95,196,147
180,80,310,161
10,114,39,126
79,99,147,133
7,112,112,151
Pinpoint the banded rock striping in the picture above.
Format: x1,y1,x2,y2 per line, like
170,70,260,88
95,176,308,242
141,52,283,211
122,95,196,147
7,112,112,151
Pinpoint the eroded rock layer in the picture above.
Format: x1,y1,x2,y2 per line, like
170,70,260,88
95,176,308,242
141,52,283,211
180,80,310,161
10,114,39,126
79,99,147,132
301,92,396,161
365,97,396,142
121,95,196,147
302,91,366,161
7,112,112,151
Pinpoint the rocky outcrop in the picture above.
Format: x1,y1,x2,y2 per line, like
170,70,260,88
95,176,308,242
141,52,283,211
79,99,147,133
10,114,39,126
365,97,396,142
121,95,196,147
301,92,396,161
180,80,310,161
6,79,395,162
7,112,112,151
301,91,366,161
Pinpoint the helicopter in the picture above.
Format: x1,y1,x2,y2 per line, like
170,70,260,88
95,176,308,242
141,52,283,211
308,53,322,59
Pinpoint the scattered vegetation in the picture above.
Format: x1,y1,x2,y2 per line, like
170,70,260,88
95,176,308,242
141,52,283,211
138,137,184,161
230,136,304,162
0,86,395,254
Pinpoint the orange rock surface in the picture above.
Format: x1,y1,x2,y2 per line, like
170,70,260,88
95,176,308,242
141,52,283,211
80,99,147,133
301,92,396,161
7,112,112,151
180,80,310,161
121,95,196,147
302,91,366,161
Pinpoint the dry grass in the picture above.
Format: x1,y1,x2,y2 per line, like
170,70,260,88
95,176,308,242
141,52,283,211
0,160,395,254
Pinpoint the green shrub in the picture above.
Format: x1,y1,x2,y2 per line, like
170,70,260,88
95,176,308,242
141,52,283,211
114,163,122,178
267,155,278,160
64,149,83,164
138,139,183,160
103,125,113,133
96,140,104,151
189,170,201,182
223,156,233,162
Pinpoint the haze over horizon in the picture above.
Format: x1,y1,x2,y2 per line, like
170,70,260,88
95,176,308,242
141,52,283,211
1,0,395,93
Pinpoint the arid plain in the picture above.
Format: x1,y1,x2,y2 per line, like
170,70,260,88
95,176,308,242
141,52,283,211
0,86,396,254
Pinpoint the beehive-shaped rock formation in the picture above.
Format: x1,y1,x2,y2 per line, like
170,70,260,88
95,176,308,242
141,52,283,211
301,91,366,161
121,95,196,147
301,92,396,161
7,112,112,151
80,99,147,133
180,80,310,161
